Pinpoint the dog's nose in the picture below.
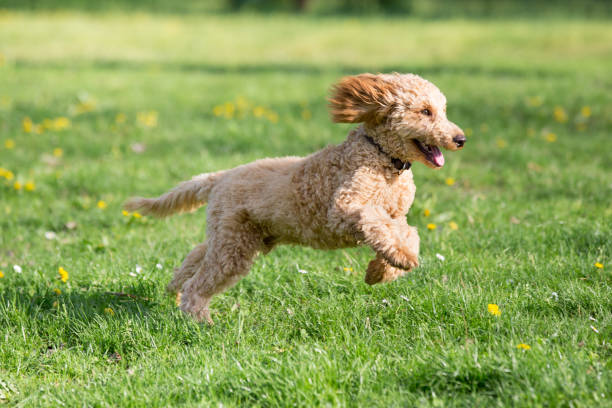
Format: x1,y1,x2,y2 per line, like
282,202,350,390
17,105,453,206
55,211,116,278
452,134,466,148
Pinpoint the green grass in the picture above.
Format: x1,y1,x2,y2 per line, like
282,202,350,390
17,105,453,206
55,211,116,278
1,11,611,407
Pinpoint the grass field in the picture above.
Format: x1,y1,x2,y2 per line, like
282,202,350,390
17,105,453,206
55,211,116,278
1,11,611,407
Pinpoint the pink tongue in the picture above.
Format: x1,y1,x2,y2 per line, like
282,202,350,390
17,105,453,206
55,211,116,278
431,146,445,167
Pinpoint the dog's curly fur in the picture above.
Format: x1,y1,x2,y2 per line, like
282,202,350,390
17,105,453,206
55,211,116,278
125,73,465,324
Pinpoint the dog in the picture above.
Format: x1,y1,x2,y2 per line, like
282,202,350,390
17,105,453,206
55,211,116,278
125,73,465,323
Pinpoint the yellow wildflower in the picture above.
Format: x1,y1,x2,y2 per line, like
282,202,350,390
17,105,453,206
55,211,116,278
53,117,71,130
4,139,15,149
132,212,142,219
594,262,603,269
52,301,58,308
427,223,436,230
487,303,501,316
53,147,63,157
137,111,158,127
115,113,127,124
22,117,33,133
13,181,21,190
0,168,14,180
553,106,567,123
545,133,557,143
253,106,265,117
343,267,353,272
448,221,458,230
53,288,61,295
24,181,35,191
33,124,43,134
267,112,279,124
122,210,130,216
104,307,115,316
0,270,3,278
580,106,591,118
213,105,224,117
97,200,107,210
516,343,531,350
496,139,508,148
42,118,53,130
445,177,455,186
526,96,542,107
75,100,96,114
423,209,431,217
58,267,69,282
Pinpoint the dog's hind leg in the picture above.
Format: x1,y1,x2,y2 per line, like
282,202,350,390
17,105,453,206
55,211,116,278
167,242,208,304
179,215,262,324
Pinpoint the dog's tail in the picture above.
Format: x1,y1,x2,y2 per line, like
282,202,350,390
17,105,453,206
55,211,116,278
123,171,225,217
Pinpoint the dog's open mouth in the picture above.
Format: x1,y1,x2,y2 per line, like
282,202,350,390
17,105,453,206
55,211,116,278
412,140,444,167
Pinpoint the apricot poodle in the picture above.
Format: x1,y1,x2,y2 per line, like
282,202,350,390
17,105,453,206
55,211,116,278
125,73,466,323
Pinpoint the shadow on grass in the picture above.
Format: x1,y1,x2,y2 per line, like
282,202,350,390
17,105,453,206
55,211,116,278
13,59,571,79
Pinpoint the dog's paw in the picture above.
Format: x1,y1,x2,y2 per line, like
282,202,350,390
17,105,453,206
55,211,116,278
365,256,411,285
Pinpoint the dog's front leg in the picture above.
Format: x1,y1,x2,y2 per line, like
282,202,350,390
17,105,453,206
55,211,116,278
354,205,419,272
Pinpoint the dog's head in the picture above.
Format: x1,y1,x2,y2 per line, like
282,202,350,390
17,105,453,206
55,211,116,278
329,73,465,169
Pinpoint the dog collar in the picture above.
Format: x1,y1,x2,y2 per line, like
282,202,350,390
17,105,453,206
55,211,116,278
363,135,411,171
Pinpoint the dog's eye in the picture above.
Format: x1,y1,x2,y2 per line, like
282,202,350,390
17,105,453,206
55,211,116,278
421,109,432,116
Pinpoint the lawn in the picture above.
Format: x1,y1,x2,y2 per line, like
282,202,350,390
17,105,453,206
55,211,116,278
0,11,611,407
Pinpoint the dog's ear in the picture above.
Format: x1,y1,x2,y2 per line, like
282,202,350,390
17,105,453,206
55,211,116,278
328,74,395,124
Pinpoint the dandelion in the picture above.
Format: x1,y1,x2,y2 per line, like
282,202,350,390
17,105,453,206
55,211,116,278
496,139,508,148
13,265,22,273
487,303,501,316
423,209,431,217
266,112,279,123
122,210,130,216
343,267,353,272
594,262,603,269
132,212,142,218
213,105,224,117
445,177,455,186
22,117,33,133
4,138,15,149
137,111,158,127
24,181,35,191
13,181,22,190
516,343,531,350
115,113,127,124
0,167,14,180
53,117,71,130
427,223,436,230
448,221,458,230
580,106,591,118
53,147,63,157
0,270,3,278
545,132,557,143
553,106,568,123
53,288,61,295
104,307,115,316
253,106,265,117
42,118,53,130
526,96,543,107
97,200,107,209
58,267,69,283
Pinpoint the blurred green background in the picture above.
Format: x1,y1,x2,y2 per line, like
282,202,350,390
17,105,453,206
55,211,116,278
2,0,612,16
